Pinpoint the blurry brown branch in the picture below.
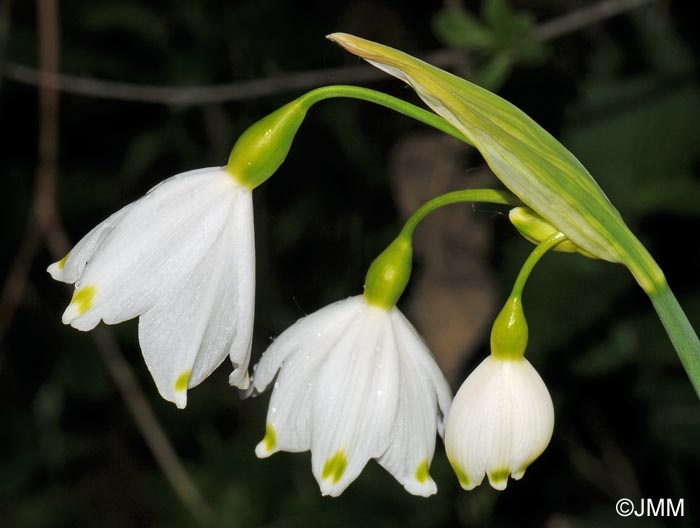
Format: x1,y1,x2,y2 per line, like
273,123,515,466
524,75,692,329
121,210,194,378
4,0,658,106
533,0,655,41
4,60,391,105
34,0,68,256
0,223,41,340
91,327,215,524
21,0,215,523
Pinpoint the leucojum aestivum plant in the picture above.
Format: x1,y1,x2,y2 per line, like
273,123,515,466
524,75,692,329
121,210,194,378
48,34,700,496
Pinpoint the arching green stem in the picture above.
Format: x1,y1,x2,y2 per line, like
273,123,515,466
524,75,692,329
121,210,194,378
227,85,469,189
364,188,521,309
400,189,522,238
299,85,469,144
510,232,567,300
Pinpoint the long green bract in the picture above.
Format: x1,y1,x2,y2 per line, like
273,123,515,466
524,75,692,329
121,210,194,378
327,33,662,291
327,33,700,398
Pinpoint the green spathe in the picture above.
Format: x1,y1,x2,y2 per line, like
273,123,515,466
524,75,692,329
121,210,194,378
326,32,661,292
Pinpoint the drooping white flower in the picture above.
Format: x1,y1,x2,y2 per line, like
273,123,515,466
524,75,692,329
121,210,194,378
251,295,452,497
445,355,554,490
48,167,255,408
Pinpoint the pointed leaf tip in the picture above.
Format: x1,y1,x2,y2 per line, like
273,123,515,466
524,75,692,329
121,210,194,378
327,33,665,293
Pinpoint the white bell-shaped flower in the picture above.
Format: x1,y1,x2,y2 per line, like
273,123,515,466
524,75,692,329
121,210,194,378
251,295,452,497
445,355,554,490
48,167,255,408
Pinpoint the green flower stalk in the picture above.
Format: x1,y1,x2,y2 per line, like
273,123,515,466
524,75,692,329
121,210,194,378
490,231,567,361
227,85,467,189
327,32,700,398
364,189,520,309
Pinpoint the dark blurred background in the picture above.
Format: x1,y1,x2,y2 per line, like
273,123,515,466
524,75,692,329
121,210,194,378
1,0,700,526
